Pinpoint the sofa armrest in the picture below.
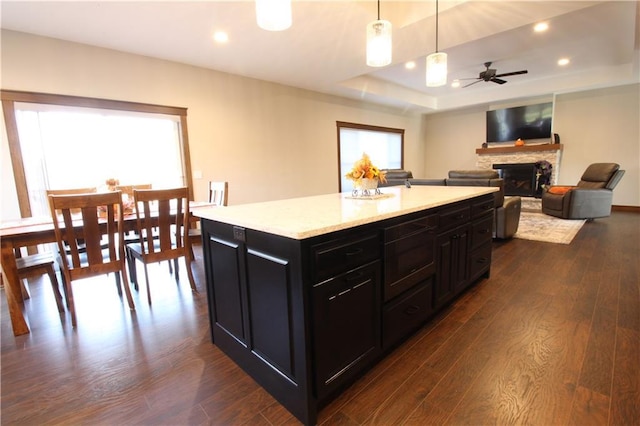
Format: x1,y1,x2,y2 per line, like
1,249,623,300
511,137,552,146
568,188,614,218
494,196,521,239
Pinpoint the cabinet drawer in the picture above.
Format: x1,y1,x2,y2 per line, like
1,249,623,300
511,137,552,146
312,233,380,282
469,241,492,282
439,205,470,231
384,214,437,242
471,215,493,250
384,227,435,301
471,196,494,218
383,279,433,349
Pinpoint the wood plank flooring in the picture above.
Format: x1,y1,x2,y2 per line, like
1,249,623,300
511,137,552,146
2,211,639,425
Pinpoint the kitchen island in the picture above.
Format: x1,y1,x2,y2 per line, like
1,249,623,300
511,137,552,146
195,185,498,425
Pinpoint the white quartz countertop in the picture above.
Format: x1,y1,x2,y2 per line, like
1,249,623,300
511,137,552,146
195,186,498,240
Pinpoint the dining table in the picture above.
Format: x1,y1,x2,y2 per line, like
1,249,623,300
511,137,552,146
1,202,213,336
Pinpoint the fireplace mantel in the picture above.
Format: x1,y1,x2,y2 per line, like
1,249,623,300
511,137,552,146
476,144,563,155
476,143,563,186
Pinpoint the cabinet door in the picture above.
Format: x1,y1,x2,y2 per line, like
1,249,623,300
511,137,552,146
203,230,247,344
313,261,381,399
434,224,470,309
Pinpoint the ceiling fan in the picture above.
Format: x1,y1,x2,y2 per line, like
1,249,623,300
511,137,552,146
460,62,528,88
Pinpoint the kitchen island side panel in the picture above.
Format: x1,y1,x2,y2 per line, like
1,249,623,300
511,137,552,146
202,219,316,425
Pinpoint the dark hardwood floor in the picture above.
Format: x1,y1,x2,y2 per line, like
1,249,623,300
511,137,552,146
2,211,639,425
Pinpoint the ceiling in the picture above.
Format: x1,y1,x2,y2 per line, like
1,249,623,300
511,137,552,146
1,1,638,113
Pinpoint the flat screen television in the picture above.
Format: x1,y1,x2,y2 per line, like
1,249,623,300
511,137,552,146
486,102,553,143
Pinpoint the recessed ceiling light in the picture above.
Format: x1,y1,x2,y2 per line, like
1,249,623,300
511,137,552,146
451,79,460,88
405,61,416,70
534,22,549,32
213,31,229,44
558,58,570,66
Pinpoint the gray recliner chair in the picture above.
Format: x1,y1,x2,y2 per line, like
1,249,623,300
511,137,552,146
541,163,625,219
446,170,522,239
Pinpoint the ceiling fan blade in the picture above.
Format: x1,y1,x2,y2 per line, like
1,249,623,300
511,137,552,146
458,77,480,81
494,70,528,78
491,78,507,84
463,80,483,88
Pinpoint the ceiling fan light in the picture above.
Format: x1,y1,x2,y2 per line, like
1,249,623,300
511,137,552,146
256,0,291,31
426,51,447,87
366,20,392,67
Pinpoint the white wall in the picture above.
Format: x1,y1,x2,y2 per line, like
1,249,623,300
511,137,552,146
424,85,640,207
1,30,427,220
3,30,638,221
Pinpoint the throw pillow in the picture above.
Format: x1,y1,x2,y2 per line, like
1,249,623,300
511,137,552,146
547,186,574,195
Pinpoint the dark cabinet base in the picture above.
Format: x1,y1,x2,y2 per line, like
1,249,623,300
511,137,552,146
201,194,494,425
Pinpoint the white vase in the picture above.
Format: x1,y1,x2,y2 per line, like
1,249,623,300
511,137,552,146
352,178,381,197
356,178,379,190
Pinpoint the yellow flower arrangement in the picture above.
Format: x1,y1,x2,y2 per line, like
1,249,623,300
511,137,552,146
345,153,387,184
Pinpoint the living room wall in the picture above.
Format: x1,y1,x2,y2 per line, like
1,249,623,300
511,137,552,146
2,30,638,221
423,85,639,207
0,30,427,220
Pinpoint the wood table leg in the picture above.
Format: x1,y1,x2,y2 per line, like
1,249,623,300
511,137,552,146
1,243,30,335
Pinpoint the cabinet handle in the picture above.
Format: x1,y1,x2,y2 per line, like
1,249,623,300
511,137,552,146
476,257,488,263
338,288,351,297
479,229,490,234
404,305,421,315
345,248,364,256
452,234,459,239
456,214,466,219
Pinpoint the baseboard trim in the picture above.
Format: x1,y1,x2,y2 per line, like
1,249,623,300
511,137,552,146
612,205,640,213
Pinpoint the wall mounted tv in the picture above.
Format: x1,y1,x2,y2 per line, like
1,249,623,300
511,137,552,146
486,102,553,143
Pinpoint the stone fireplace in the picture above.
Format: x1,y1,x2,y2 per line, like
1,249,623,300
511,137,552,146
492,162,538,197
475,144,563,192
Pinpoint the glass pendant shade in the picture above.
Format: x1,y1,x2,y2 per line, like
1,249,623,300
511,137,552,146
426,51,448,87
366,20,392,67
256,0,292,31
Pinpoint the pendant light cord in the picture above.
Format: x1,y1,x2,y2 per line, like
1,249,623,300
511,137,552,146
435,0,439,53
377,0,381,20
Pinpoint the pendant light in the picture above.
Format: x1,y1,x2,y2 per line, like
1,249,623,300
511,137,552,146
366,0,392,67
426,0,447,87
256,0,292,31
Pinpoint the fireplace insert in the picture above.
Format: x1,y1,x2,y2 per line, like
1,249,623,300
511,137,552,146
493,163,538,197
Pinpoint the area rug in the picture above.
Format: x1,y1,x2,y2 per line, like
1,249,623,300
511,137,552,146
514,212,586,244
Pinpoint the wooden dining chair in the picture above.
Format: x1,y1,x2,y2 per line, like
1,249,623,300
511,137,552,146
188,181,228,259
126,187,197,304
14,248,65,313
116,183,177,281
48,191,135,326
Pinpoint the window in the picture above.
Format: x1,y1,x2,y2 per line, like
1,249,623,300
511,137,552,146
337,121,403,192
1,90,193,218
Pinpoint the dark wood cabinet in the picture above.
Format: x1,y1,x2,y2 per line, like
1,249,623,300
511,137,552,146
202,221,312,424
201,192,495,426
434,223,471,308
312,260,381,399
